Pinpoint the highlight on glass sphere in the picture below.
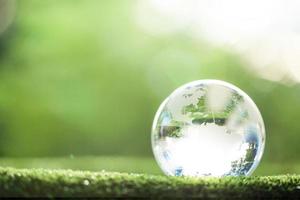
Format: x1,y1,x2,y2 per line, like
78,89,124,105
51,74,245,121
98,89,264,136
151,80,265,177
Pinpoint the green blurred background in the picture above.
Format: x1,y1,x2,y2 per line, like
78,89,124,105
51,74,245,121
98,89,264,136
0,0,299,175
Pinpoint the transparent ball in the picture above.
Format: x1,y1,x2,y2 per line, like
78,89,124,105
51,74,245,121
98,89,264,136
152,80,265,177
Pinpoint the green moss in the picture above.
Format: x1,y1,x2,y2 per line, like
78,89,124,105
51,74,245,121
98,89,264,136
0,167,299,199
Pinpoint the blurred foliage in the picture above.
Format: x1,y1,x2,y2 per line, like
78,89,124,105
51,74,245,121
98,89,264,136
0,0,299,167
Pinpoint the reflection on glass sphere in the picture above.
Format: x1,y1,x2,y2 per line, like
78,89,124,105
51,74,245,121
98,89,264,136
152,80,265,177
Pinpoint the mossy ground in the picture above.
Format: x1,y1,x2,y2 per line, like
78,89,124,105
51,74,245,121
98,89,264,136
0,157,300,199
1,156,300,175
0,167,299,199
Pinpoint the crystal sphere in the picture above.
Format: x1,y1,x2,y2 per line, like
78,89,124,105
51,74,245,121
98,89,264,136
151,80,265,177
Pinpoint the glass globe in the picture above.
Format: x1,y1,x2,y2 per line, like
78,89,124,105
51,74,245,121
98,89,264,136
151,80,265,177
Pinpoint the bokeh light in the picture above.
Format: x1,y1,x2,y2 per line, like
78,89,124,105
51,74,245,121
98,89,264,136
0,0,16,35
135,0,300,84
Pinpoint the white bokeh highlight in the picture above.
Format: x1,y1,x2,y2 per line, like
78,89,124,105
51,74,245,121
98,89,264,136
135,0,300,84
